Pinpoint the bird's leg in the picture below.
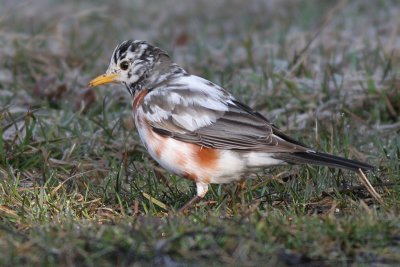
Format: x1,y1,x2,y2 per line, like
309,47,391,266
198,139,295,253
178,196,201,213
179,182,208,213
232,178,246,206
237,178,246,191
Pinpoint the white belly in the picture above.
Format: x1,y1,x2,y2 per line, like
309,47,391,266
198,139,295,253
135,114,285,184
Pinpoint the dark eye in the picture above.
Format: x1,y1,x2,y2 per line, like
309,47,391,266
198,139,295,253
120,61,129,70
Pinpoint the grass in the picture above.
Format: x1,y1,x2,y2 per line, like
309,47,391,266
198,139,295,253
0,0,400,266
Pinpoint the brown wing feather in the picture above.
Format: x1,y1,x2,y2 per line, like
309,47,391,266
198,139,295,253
137,75,374,172
147,98,310,153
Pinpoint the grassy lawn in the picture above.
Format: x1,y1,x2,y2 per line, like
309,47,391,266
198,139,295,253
1,0,399,266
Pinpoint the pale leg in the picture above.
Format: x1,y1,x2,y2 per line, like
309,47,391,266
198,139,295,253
178,182,209,212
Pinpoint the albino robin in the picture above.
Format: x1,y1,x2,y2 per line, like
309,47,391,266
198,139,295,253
88,40,373,211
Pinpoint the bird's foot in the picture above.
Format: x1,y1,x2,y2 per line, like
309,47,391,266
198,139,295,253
178,195,202,213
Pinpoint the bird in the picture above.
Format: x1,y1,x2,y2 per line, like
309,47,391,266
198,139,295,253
88,40,374,211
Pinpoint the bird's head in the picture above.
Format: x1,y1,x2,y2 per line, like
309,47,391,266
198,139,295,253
88,40,171,95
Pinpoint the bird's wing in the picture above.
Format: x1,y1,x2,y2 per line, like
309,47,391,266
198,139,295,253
138,75,310,153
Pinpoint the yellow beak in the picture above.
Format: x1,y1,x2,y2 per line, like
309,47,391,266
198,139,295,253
88,73,119,87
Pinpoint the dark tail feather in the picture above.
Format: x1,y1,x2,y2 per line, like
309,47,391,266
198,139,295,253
275,151,374,172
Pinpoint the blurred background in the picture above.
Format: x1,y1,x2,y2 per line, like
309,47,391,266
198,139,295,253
1,0,400,265
1,0,399,128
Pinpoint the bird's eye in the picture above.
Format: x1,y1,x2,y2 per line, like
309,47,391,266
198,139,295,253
120,61,129,70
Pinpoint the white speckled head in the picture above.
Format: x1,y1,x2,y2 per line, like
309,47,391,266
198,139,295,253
89,40,176,95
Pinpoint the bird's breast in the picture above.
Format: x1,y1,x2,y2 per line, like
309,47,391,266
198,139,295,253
132,89,149,112
133,114,246,184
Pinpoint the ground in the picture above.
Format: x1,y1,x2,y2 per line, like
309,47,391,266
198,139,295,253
0,0,399,266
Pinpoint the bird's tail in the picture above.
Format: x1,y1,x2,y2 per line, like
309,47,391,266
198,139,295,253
275,151,374,172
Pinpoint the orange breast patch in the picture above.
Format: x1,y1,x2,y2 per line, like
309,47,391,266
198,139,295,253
132,89,148,110
194,146,219,169
138,115,220,184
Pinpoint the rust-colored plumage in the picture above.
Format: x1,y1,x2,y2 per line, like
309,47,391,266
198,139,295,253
88,40,374,211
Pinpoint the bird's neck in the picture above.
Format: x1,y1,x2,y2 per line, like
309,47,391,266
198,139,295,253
143,55,187,89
